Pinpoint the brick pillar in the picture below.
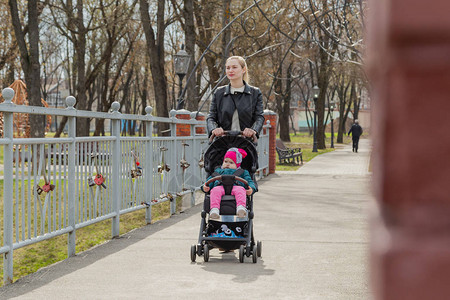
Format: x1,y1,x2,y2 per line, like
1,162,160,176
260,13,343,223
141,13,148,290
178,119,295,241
368,1,450,300
264,110,277,174
175,109,191,136
192,111,206,134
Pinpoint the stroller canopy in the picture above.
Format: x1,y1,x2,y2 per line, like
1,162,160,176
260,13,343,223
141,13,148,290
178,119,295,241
204,135,258,175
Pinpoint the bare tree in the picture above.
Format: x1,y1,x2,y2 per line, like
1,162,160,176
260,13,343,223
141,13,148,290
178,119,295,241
183,0,198,111
139,0,170,135
0,1,19,86
194,0,222,88
9,0,45,137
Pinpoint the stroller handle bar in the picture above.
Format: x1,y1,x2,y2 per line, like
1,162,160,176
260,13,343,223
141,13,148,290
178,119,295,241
204,175,249,188
209,130,257,144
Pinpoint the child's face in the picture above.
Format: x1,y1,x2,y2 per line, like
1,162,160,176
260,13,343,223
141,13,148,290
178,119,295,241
222,158,237,169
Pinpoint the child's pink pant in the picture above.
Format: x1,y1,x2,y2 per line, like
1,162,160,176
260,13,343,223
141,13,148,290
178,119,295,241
210,185,246,209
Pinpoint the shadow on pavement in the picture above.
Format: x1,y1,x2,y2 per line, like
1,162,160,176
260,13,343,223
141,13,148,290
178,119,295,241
198,254,275,283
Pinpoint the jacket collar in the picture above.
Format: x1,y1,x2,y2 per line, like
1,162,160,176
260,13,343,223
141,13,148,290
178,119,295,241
224,81,252,96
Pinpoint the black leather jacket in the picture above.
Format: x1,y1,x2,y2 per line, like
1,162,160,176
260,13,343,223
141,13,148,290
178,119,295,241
348,124,363,137
207,82,265,137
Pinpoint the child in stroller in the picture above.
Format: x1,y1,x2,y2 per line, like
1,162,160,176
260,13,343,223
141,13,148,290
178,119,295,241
191,131,262,263
202,147,257,219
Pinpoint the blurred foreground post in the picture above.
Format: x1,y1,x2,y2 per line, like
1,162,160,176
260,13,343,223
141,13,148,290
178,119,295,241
368,1,450,299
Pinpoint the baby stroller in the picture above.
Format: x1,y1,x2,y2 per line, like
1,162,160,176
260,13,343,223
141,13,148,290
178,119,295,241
190,131,262,263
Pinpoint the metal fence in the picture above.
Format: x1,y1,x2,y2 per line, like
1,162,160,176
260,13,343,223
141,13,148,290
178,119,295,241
0,88,270,284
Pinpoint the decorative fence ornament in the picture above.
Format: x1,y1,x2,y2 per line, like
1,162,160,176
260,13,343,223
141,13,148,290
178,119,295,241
130,150,143,178
36,172,55,195
180,142,190,170
157,146,170,173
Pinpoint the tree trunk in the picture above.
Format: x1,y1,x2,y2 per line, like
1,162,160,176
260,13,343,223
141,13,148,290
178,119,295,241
9,0,45,138
139,67,149,136
93,41,113,136
74,0,89,136
221,0,231,66
194,0,220,85
139,0,169,135
275,60,290,142
353,87,361,120
305,107,313,135
5,64,15,88
337,95,352,143
183,0,198,111
279,63,293,142
316,48,329,149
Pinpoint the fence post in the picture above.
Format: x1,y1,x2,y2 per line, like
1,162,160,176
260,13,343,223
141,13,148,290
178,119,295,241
2,88,15,284
110,102,122,237
190,112,198,207
175,109,191,136
144,106,153,224
264,110,277,174
66,96,77,257
176,109,191,193
169,109,177,215
193,111,206,134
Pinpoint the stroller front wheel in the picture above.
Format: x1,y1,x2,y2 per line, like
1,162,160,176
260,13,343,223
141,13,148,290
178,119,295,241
190,244,197,262
239,244,245,263
203,244,210,262
252,244,258,263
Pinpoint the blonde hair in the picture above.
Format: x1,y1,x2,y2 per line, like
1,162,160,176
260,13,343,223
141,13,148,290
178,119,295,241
226,56,249,83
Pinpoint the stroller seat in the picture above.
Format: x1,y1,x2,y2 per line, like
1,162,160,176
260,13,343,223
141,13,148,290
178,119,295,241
203,172,251,217
204,194,239,216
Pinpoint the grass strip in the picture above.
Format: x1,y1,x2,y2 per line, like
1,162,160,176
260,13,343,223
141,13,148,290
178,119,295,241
0,198,181,285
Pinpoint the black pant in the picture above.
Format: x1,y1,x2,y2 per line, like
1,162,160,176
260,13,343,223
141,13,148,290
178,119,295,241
352,136,360,152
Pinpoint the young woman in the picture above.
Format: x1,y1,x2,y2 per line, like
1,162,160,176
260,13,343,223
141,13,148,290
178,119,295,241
206,56,265,139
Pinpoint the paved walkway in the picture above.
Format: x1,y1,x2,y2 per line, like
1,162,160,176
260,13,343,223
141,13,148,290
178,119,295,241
1,139,373,300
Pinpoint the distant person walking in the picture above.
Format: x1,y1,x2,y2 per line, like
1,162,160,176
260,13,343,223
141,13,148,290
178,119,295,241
348,120,363,152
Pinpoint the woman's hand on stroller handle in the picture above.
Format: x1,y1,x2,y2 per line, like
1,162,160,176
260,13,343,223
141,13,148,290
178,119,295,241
211,127,225,138
209,129,257,143
242,128,256,138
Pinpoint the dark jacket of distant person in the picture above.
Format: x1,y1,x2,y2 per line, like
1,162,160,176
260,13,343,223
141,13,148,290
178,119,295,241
348,123,363,138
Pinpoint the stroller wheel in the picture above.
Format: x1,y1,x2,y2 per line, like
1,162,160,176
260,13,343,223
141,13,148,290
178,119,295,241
203,244,209,262
252,244,258,263
257,240,262,257
239,245,245,263
190,244,197,262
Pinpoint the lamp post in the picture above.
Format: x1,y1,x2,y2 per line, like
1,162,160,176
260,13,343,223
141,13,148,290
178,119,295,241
312,85,319,152
329,102,335,148
174,45,191,110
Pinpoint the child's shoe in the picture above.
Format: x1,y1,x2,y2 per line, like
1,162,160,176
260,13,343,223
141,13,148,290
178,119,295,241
236,205,247,218
209,208,220,220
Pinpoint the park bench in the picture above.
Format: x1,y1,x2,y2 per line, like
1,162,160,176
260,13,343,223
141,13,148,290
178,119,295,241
276,139,303,165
